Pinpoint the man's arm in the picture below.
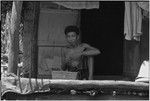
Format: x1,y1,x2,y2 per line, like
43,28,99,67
81,43,100,56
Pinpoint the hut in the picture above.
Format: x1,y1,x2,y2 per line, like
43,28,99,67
8,1,149,80
1,1,149,100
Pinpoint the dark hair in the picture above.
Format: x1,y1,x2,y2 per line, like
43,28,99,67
65,25,79,35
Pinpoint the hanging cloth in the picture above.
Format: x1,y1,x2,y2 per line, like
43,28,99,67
53,1,99,9
137,2,149,18
124,2,142,41
137,2,149,12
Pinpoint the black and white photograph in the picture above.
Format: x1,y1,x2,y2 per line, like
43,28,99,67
1,1,149,100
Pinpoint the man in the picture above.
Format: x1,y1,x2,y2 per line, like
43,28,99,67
62,25,100,80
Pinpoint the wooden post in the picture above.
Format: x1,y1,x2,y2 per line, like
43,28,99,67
8,1,23,75
88,57,94,80
22,2,40,78
31,2,40,78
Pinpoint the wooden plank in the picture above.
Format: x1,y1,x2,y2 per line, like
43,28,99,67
38,41,66,46
14,78,150,91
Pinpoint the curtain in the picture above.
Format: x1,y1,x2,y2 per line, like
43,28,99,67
124,2,142,41
54,1,99,9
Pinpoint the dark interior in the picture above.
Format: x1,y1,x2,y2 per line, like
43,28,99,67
80,2,125,76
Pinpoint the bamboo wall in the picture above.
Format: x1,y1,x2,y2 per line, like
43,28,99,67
37,2,80,79
22,1,80,78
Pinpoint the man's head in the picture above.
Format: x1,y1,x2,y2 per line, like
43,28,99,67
65,25,80,44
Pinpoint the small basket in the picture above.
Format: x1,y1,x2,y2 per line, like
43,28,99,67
52,70,78,80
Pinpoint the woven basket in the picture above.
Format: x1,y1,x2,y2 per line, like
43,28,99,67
52,71,78,80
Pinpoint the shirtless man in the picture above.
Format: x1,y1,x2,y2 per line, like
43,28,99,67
62,25,100,79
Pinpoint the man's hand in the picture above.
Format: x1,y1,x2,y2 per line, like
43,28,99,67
71,61,79,67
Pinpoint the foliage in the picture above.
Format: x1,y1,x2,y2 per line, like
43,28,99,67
1,1,12,75
1,1,13,16
1,1,23,75
1,1,12,57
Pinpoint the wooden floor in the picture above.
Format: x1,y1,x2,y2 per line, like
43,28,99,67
93,75,132,81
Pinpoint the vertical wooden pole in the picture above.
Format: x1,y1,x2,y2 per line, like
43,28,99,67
22,2,40,78
88,57,94,80
31,2,40,78
8,1,22,75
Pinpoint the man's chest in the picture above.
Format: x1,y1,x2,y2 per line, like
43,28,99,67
67,45,85,55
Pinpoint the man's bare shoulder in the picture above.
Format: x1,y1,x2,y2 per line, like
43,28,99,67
80,43,91,47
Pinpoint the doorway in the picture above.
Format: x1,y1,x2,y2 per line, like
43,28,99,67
80,2,125,77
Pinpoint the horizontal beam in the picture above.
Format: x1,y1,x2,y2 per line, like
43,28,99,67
2,77,149,94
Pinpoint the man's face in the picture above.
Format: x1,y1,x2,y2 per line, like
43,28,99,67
66,32,78,44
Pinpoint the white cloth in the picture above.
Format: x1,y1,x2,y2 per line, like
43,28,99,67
54,1,99,9
135,60,149,82
124,2,142,41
